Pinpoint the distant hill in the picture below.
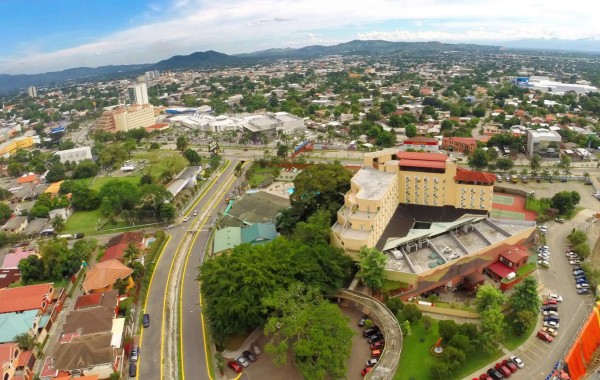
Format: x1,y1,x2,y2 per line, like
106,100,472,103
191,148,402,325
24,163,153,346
151,50,240,71
0,64,150,94
4,38,598,94
236,39,501,58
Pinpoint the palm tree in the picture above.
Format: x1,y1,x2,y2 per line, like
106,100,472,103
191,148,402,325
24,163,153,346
52,215,65,234
541,169,550,181
123,242,140,265
529,154,542,177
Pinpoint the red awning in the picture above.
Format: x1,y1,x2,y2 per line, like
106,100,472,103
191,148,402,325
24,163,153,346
487,262,514,279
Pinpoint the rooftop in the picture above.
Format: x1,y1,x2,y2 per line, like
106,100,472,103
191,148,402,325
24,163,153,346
0,283,52,314
382,218,535,275
0,309,38,343
352,167,396,200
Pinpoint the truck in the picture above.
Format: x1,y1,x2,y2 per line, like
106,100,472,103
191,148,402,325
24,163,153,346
511,175,518,183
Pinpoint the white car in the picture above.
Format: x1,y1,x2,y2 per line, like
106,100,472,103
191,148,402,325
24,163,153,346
548,294,563,302
236,356,250,368
570,259,582,265
193,210,198,216
538,260,550,268
542,310,559,316
182,216,190,222
510,355,525,369
544,320,560,329
577,283,590,289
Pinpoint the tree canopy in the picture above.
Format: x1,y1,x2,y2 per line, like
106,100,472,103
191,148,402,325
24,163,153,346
356,247,387,290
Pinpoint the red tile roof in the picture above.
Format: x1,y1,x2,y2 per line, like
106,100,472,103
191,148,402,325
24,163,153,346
107,232,144,248
397,152,448,162
500,246,529,264
454,167,496,184
100,243,128,263
17,349,33,367
0,283,52,314
74,293,103,310
16,174,37,184
487,261,514,278
0,342,17,363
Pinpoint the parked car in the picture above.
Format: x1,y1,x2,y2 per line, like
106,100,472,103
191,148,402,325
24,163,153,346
555,218,565,223
371,349,382,357
570,259,582,265
358,315,369,327
130,345,139,362
573,270,585,276
548,294,563,302
227,361,242,373
182,216,190,222
366,358,379,367
243,350,257,362
542,310,559,316
577,288,591,295
543,299,557,306
544,320,560,329
495,362,512,377
363,326,380,337
479,374,491,380
129,363,137,377
236,356,250,368
543,306,558,312
537,330,553,342
142,314,150,328
73,233,85,239
487,367,504,380
361,366,374,376
543,327,558,337
368,333,384,344
544,316,560,323
510,355,525,369
577,283,590,289
538,260,550,268
370,341,385,349
576,278,588,284
252,342,262,355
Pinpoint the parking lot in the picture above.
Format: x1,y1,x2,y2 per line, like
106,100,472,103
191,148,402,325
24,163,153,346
506,213,596,379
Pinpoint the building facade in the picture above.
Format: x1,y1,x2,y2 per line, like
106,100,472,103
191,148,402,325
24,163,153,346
54,146,93,164
526,129,561,158
27,86,37,98
96,104,155,132
127,83,149,105
331,150,495,252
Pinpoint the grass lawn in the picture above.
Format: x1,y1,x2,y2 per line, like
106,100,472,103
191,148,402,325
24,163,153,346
9,277,69,289
90,175,141,191
64,208,104,234
382,280,408,293
71,177,94,188
395,319,504,380
248,167,276,188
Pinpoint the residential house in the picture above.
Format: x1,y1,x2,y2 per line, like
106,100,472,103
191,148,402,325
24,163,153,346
0,310,40,344
52,332,120,379
0,342,34,380
1,217,28,234
74,291,119,318
442,137,481,154
62,308,115,336
0,284,55,314
82,260,133,294
48,207,72,222
22,218,49,236
1,249,38,269
101,233,145,263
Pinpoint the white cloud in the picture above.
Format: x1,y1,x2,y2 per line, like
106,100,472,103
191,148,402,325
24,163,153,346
2,0,599,74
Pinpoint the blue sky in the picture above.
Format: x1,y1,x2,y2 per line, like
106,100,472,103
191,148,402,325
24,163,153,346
0,0,598,75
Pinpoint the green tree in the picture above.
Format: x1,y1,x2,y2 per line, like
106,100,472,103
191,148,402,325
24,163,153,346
405,124,417,138
475,284,506,313
98,144,127,169
262,283,354,380
18,255,44,284
183,148,202,166
122,139,137,159
291,163,352,222
51,215,66,234
431,362,452,380
480,308,506,353
496,157,514,172
72,159,99,179
401,303,422,323
386,297,404,314
123,242,141,265
158,203,176,223
0,203,12,225
551,191,581,214
448,333,473,354
467,148,488,171
512,310,536,336
276,144,289,158
441,346,467,373
13,332,38,351
176,135,189,153
46,163,66,182
356,247,387,290
438,319,458,341
509,276,541,315
529,154,542,176
568,230,587,245
292,210,334,246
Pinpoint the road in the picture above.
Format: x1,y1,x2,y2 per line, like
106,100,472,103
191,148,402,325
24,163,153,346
138,159,240,380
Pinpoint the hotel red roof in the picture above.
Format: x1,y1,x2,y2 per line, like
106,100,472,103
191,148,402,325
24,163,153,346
397,152,448,162
454,167,496,184
0,283,52,314
487,262,515,279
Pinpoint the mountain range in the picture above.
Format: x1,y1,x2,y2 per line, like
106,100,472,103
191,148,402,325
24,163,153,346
1,38,599,94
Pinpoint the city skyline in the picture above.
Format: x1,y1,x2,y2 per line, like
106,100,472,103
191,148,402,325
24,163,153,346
1,0,599,75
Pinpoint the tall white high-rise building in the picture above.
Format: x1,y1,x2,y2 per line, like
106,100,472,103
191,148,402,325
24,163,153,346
27,86,37,98
127,82,149,105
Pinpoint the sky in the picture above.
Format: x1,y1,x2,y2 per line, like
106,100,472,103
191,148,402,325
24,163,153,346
1,0,599,75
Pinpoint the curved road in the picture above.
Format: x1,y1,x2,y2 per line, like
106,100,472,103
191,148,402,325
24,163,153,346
138,159,241,380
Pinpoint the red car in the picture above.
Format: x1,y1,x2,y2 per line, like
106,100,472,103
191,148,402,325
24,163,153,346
227,361,242,373
502,359,518,373
479,374,490,380
361,366,373,375
543,299,558,306
495,363,512,377
370,341,385,350
537,330,554,343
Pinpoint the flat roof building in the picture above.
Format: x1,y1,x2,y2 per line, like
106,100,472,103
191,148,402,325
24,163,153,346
526,128,561,158
54,146,93,164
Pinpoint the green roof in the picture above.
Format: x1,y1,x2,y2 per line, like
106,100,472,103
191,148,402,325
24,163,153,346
241,223,278,245
0,309,38,343
213,227,242,254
